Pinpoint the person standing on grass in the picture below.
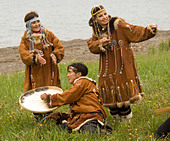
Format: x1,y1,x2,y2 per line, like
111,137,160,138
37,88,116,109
40,63,107,134
87,5,158,122
18,11,64,119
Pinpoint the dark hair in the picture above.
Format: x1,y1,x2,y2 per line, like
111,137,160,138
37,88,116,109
67,63,88,76
24,11,39,23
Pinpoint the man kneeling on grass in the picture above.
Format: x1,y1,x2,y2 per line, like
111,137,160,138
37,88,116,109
40,63,107,134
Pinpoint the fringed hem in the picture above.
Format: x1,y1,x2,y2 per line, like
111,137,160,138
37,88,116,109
103,93,145,108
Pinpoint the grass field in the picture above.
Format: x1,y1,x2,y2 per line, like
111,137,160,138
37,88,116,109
0,40,169,141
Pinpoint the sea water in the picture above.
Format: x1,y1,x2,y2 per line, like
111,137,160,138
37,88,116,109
0,0,169,48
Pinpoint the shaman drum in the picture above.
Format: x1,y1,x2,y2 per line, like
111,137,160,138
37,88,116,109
19,86,63,113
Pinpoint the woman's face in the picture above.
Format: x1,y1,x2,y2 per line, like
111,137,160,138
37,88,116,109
96,10,109,27
30,17,41,33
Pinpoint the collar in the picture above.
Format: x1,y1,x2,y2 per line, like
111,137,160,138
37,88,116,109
73,76,96,85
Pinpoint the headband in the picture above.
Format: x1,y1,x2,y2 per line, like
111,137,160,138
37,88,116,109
26,17,40,30
69,66,77,72
91,6,105,17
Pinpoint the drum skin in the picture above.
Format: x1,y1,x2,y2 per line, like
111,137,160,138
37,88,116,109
19,86,63,113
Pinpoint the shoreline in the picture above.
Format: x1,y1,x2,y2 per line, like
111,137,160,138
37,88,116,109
0,30,170,75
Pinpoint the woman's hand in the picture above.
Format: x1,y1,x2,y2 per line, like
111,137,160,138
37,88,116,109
150,24,158,32
102,38,111,46
50,54,57,65
37,54,46,65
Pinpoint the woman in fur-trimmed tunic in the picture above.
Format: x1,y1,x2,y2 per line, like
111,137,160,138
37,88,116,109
19,12,64,93
87,5,158,121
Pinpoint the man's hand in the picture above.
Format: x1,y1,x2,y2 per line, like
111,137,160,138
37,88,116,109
40,93,48,101
102,38,111,46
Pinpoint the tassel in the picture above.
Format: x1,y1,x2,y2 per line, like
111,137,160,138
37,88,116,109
103,50,108,77
97,54,103,77
117,86,122,102
119,40,124,74
102,88,106,103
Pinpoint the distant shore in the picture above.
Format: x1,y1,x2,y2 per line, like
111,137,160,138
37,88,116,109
0,30,170,75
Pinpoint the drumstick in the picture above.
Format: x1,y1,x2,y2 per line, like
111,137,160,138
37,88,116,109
154,107,170,114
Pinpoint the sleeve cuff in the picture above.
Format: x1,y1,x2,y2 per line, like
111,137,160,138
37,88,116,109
47,94,53,108
35,54,39,64
31,54,38,64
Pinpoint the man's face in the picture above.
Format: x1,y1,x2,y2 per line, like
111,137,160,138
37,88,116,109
67,68,80,84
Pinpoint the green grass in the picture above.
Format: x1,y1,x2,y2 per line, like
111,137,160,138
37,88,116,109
0,40,170,141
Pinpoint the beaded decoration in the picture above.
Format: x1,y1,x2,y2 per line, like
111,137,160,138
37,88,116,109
122,83,130,99
91,5,105,17
104,80,110,96
97,53,103,77
112,40,118,75
118,40,124,74
135,76,141,93
131,80,136,96
102,88,106,103
96,23,111,77
101,22,111,77
131,43,142,93
69,66,77,72
93,88,101,103
126,82,131,98
103,49,108,77
117,86,123,102
109,74,116,103
26,17,53,53
27,26,53,52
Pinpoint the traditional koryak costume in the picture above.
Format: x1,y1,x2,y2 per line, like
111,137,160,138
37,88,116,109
87,5,158,120
44,77,107,132
19,17,64,93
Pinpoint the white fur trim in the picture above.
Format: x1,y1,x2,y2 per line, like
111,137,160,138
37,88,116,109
114,18,122,30
62,120,67,124
35,54,38,64
72,118,104,132
117,94,143,108
49,95,52,108
120,112,133,119
73,76,96,84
